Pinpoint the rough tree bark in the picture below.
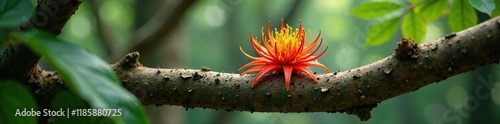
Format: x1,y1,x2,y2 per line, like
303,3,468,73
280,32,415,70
1,0,500,121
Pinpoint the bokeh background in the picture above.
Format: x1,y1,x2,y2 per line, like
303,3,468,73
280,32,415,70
56,0,500,123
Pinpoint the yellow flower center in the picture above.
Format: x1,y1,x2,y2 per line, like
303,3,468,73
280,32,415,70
239,20,330,91
266,24,310,64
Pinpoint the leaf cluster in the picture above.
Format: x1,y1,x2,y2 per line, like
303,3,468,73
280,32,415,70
350,0,499,47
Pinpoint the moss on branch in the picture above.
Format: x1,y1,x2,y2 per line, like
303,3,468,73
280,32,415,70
13,15,500,122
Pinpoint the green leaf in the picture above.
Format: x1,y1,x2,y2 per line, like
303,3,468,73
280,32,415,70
492,0,500,16
0,80,38,124
408,0,420,4
449,0,478,32
350,2,402,19
415,0,448,21
468,0,495,15
365,17,402,47
0,0,34,28
51,90,91,124
11,30,150,124
402,10,426,43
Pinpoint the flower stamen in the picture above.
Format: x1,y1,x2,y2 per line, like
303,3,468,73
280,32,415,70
239,20,330,91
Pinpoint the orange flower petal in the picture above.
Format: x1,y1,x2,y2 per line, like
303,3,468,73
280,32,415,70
240,20,330,91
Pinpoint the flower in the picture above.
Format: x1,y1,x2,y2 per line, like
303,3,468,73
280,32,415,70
239,20,330,91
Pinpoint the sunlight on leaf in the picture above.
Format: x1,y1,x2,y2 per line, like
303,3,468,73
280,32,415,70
11,30,150,124
365,17,401,47
402,11,426,43
350,2,401,19
468,0,495,15
449,0,478,32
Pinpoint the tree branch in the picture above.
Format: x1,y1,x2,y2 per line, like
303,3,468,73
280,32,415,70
30,16,500,121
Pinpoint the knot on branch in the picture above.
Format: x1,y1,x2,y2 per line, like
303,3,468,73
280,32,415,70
113,52,142,70
395,38,419,59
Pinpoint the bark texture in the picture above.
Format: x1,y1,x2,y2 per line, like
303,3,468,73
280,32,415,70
30,16,500,121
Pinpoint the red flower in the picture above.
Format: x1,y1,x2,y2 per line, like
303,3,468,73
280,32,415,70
239,20,330,91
